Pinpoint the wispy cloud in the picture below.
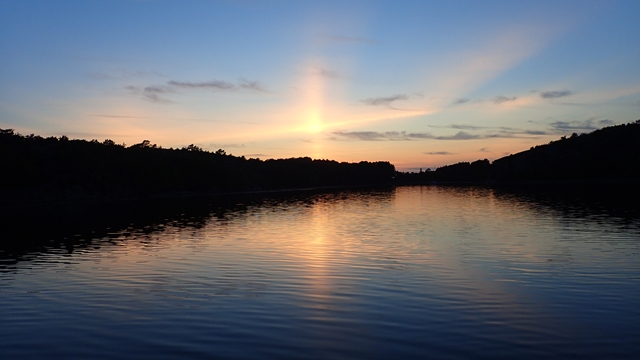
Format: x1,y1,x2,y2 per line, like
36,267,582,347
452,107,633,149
524,130,547,135
331,126,547,141
548,117,613,133
314,67,341,79
331,130,530,141
361,94,409,106
424,151,455,155
238,78,267,92
331,131,409,141
431,124,548,136
452,98,471,105
493,95,517,104
360,94,415,111
125,85,174,103
430,124,485,130
540,90,573,99
433,131,482,140
143,94,172,103
127,78,268,103
168,80,236,90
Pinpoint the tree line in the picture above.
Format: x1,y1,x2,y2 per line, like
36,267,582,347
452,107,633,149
0,130,395,203
395,120,640,184
2,119,638,204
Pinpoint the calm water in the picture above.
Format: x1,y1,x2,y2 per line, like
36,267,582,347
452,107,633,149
1,186,639,359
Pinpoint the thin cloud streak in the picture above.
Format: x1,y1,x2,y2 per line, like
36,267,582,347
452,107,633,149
540,90,573,99
168,80,236,90
493,95,517,104
361,94,409,106
453,98,471,105
424,151,455,155
547,118,614,133
430,124,485,130
126,78,268,102
331,130,537,141
314,67,341,79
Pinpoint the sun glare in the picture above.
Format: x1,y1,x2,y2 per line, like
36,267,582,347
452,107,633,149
307,111,324,133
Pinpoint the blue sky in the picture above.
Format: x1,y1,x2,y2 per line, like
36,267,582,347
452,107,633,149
1,0,639,170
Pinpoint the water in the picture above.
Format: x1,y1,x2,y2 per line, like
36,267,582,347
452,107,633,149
1,186,639,359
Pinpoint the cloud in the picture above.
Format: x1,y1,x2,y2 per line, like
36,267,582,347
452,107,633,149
125,85,173,103
540,90,573,99
144,85,172,93
244,153,268,158
430,124,485,130
238,78,267,92
331,131,410,141
547,117,612,132
361,94,409,107
314,67,341,79
424,151,455,155
168,80,236,90
143,94,172,103
453,98,471,105
436,131,481,140
493,95,517,104
331,130,528,141
429,124,548,137
127,77,268,103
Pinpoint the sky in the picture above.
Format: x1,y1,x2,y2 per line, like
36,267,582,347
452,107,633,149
1,0,639,171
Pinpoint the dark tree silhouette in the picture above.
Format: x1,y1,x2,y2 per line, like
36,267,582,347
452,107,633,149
396,120,640,184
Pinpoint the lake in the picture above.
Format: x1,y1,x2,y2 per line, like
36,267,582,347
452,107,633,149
1,185,639,359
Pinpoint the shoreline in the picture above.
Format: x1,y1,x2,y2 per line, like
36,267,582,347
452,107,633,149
3,178,638,212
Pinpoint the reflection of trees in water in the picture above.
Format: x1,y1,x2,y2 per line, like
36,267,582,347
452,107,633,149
4,183,634,271
490,183,640,228
0,198,214,269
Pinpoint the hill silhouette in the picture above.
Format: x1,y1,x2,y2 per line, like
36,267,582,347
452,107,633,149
396,120,640,184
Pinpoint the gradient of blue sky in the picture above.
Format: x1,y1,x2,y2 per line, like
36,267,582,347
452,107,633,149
1,0,639,170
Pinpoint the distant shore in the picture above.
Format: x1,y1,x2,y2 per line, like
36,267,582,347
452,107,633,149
2,120,638,210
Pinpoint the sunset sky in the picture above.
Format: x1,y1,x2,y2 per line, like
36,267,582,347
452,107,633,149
1,0,639,171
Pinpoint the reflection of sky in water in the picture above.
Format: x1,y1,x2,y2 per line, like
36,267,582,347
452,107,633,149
1,186,639,359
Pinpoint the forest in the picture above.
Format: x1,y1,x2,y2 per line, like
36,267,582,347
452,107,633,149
395,120,640,184
0,130,395,204
2,119,639,205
